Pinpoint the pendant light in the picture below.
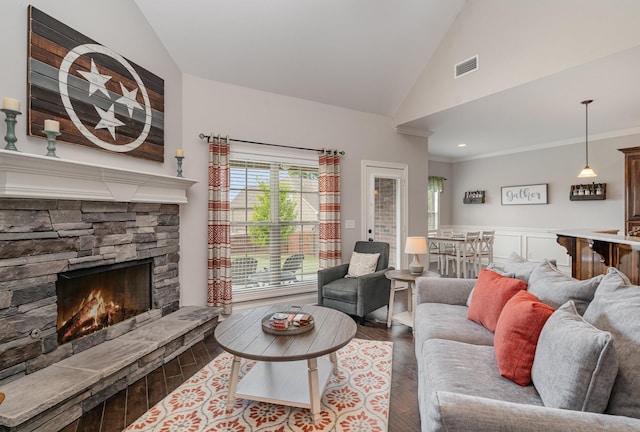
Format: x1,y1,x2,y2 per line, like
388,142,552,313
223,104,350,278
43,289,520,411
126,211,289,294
578,99,597,178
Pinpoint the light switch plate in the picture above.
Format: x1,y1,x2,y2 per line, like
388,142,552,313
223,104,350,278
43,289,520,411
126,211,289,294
345,219,356,229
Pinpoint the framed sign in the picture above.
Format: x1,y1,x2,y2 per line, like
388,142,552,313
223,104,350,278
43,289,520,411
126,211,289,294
501,184,548,205
27,6,165,162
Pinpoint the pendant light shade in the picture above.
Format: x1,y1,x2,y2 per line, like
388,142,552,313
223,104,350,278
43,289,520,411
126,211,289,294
578,99,597,178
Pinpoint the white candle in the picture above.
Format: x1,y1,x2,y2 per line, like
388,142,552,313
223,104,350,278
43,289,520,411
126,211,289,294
44,119,60,132
175,149,184,157
2,97,20,111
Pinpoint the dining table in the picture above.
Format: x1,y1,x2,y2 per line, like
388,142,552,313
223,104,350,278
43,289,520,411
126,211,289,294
427,233,472,278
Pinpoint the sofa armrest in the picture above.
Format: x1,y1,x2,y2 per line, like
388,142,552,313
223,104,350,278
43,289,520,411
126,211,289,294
433,392,640,432
415,277,475,306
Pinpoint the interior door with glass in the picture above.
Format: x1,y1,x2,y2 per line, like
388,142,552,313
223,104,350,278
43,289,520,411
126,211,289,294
362,162,408,270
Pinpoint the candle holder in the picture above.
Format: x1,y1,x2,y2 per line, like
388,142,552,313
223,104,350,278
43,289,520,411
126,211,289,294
1,108,21,151
43,130,61,158
175,155,184,177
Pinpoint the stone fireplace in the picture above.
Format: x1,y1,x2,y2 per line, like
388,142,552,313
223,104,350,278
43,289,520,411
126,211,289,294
0,150,220,432
0,198,182,384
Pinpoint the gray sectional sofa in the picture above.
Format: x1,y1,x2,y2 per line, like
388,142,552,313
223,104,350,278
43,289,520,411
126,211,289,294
414,254,640,432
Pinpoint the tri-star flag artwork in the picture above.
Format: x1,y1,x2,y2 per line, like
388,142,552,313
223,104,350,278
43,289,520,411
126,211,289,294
27,6,165,162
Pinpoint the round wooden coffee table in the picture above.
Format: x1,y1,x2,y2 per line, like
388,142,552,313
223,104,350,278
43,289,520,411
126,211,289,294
214,304,357,423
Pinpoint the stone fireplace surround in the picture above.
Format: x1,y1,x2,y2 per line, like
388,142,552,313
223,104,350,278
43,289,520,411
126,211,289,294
0,151,218,431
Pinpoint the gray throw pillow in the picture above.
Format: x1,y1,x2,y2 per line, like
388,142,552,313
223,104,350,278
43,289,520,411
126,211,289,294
592,267,631,297
502,252,554,282
527,259,602,314
531,301,618,413
583,283,640,418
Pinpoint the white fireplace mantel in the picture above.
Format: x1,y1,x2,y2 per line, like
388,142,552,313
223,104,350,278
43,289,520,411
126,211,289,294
0,149,198,204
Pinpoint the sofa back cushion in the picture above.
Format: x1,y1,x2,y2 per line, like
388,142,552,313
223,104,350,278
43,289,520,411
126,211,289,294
527,259,602,315
501,252,554,282
583,281,640,418
531,301,618,413
467,268,527,332
494,291,555,386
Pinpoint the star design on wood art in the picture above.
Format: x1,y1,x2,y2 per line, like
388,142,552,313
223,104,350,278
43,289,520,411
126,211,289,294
95,104,125,139
116,83,143,117
77,60,144,139
60,43,153,152
78,59,112,97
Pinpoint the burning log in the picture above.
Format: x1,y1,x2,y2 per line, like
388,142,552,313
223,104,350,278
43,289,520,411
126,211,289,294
59,297,100,343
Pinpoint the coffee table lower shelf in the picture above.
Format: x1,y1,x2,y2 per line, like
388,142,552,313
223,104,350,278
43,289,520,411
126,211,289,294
229,355,335,423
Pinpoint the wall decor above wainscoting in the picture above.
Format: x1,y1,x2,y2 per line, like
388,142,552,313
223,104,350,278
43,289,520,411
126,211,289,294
569,183,606,201
27,6,165,162
501,184,548,205
463,190,485,204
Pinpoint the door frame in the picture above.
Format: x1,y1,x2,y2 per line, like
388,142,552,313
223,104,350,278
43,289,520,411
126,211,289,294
361,160,409,269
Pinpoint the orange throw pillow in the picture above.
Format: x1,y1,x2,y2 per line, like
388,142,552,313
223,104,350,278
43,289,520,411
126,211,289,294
467,268,527,331
494,290,555,386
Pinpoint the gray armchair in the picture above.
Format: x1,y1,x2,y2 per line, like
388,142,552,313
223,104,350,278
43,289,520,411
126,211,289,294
317,241,393,324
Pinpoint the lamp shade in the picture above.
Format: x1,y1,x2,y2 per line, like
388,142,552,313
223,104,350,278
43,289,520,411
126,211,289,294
578,165,597,178
405,236,427,254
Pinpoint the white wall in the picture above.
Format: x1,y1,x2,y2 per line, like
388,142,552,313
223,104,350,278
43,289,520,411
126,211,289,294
449,134,633,232
0,0,183,175
179,75,430,306
395,0,640,125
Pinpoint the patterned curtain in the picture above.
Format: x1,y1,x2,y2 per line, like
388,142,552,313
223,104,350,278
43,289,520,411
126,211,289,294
428,176,446,193
319,150,342,269
207,135,232,314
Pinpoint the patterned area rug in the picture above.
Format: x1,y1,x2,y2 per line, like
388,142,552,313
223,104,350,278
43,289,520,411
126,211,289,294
126,338,393,432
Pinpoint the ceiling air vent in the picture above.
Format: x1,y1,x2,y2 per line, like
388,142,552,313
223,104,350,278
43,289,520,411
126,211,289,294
454,55,478,79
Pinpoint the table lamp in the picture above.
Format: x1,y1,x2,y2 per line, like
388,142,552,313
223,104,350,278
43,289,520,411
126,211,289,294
405,236,428,275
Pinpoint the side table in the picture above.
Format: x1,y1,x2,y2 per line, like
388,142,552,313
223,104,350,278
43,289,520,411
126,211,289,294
385,269,441,329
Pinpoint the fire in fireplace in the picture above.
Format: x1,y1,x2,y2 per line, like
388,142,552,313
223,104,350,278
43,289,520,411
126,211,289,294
56,259,153,345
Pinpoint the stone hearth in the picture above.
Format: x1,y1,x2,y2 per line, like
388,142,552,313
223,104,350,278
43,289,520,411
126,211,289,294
0,306,218,431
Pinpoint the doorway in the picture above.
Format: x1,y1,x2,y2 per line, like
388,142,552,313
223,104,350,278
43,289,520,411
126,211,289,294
361,161,408,269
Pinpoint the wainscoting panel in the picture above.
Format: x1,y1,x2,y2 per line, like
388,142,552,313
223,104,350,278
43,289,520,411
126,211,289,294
444,226,571,274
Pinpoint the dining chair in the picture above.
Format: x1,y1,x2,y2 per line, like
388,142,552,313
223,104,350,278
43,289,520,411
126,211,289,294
476,230,495,273
444,231,480,278
429,229,455,275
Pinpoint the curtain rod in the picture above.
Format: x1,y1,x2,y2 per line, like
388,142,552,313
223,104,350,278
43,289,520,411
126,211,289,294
198,133,345,155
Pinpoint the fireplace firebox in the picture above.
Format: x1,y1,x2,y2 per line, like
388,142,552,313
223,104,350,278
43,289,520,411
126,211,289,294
56,259,153,345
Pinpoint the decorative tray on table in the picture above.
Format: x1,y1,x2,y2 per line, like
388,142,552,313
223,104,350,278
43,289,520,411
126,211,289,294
261,311,315,335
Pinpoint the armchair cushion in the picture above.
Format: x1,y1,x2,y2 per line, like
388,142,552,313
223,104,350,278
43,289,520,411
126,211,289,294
346,251,380,277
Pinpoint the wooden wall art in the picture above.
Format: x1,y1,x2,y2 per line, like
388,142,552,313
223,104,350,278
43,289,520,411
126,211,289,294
27,6,165,162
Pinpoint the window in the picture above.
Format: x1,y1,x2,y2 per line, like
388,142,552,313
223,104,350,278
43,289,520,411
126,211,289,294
230,157,319,294
427,189,440,230
427,176,445,231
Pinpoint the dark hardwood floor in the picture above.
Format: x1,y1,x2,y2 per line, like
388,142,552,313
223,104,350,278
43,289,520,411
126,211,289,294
59,308,419,432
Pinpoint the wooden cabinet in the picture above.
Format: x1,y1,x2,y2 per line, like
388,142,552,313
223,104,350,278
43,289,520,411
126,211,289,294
557,233,640,284
619,146,640,235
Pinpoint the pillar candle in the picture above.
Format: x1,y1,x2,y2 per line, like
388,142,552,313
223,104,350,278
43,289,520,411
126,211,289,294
175,149,184,157
2,97,20,111
44,119,60,132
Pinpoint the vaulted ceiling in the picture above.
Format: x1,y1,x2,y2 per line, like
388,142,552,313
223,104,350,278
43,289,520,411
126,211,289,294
134,0,640,161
